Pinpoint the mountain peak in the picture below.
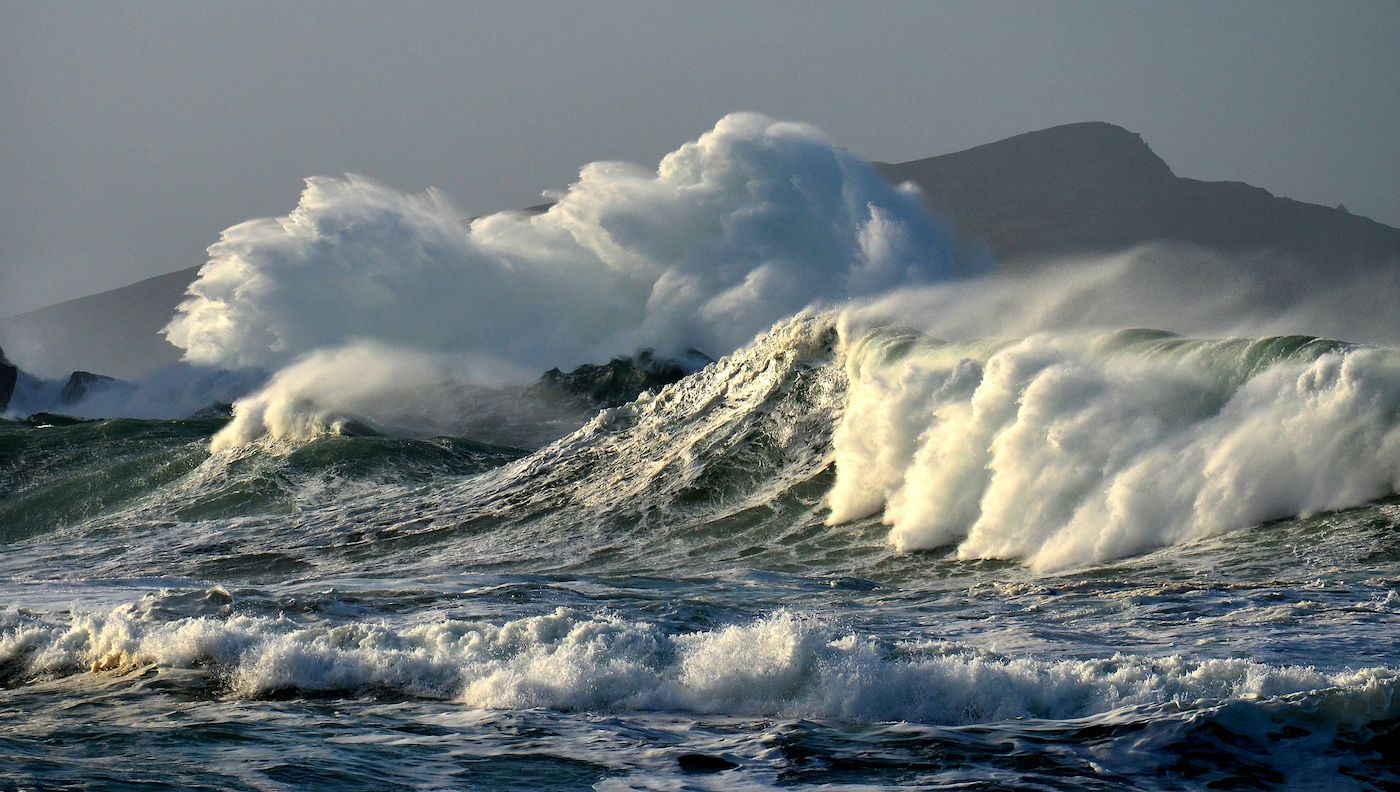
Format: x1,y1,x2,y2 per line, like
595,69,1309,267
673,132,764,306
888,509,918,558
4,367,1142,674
883,121,1175,187
876,121,1399,265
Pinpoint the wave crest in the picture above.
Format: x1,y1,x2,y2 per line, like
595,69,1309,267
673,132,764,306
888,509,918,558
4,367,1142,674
3,596,1394,728
829,328,1400,570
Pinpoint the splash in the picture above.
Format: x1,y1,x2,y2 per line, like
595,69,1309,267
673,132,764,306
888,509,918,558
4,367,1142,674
827,327,1400,570
166,113,980,446
166,113,970,376
206,342,535,452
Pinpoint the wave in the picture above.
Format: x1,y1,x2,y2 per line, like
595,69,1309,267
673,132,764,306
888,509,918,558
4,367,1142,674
11,314,1400,574
0,416,523,545
3,592,1394,730
450,313,842,521
450,314,1400,571
829,325,1400,570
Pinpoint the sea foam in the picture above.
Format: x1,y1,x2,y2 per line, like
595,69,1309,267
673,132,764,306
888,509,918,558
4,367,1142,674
828,327,1400,570
3,596,1394,729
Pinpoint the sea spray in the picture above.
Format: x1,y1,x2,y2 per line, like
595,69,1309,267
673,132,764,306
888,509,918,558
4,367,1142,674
844,244,1400,349
827,327,1400,570
165,113,971,376
164,114,978,446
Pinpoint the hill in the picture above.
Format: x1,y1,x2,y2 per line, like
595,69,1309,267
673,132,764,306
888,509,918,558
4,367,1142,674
0,267,199,378
876,122,1400,265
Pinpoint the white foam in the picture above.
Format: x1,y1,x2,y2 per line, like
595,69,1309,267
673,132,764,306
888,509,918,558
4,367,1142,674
2,599,1394,728
827,330,1400,570
165,114,972,447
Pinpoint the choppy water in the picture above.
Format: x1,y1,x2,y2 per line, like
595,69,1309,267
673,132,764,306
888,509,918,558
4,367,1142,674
3,318,1398,790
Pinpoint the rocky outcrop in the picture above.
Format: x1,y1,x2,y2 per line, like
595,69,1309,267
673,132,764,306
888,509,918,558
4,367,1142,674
22,412,95,427
59,371,118,405
0,345,17,412
186,402,235,421
528,349,711,409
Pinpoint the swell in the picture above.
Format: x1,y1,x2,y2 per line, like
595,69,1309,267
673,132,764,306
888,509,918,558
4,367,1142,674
0,418,216,543
0,419,523,545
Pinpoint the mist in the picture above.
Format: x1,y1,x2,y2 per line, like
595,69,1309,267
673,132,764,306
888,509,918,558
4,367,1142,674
843,244,1400,348
165,113,975,375
1,363,263,423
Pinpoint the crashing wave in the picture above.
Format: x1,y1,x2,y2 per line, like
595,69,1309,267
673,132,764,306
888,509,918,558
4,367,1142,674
444,314,1400,571
165,113,970,376
2,593,1394,729
828,326,1400,570
35,313,1400,574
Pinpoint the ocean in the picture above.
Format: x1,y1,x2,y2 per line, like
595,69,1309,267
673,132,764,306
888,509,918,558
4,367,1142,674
2,314,1397,790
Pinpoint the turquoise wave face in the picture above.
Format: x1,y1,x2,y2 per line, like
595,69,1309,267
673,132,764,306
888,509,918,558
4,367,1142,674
0,418,217,543
0,418,526,545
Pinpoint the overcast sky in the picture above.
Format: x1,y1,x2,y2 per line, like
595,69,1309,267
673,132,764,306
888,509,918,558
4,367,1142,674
2,0,1396,317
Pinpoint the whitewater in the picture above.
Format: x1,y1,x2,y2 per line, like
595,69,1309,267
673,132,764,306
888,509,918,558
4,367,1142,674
2,115,1398,790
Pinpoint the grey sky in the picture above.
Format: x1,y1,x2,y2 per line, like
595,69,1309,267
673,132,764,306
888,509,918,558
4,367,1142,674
2,0,1396,318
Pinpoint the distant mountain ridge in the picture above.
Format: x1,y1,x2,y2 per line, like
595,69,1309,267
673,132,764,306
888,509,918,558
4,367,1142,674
0,267,199,378
876,121,1400,264
4,121,1398,377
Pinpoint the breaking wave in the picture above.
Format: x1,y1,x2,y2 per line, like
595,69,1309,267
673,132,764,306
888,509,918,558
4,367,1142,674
367,316,1398,576
10,314,1400,575
3,593,1395,730
421,314,1400,571
829,325,1400,570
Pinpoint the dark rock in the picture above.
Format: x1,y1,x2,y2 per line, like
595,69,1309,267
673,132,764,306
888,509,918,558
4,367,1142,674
0,345,16,413
527,349,711,409
59,371,118,405
186,401,235,421
23,412,95,427
432,350,713,448
676,753,739,774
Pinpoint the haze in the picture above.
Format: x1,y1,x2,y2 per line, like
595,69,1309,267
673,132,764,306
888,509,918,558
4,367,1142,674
2,0,1396,318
